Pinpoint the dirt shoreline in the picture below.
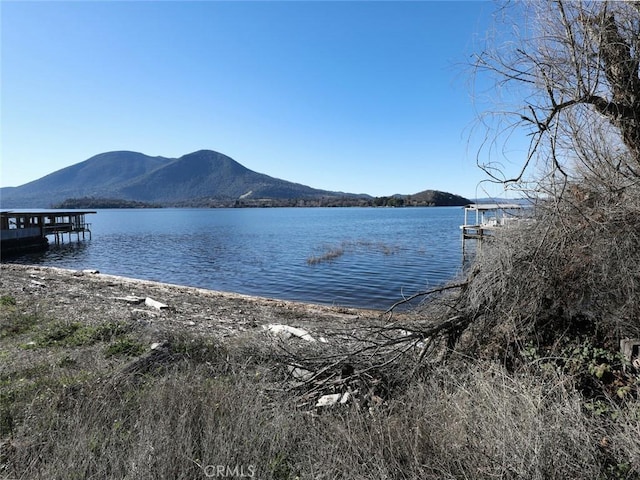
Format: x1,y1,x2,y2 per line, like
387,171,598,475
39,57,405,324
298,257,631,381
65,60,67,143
0,263,392,340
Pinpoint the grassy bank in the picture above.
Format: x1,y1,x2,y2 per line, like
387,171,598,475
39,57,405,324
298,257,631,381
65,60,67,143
1,276,639,479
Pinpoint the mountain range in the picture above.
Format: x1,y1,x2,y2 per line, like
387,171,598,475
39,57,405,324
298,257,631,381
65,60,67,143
0,149,470,208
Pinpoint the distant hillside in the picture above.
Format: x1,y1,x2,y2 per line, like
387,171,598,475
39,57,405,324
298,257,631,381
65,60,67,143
0,150,364,208
369,190,469,207
53,197,161,209
1,152,170,207
0,149,470,208
406,190,470,206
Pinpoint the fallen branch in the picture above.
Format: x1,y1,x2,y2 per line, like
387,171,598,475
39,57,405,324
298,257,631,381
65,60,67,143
277,311,475,409
385,282,468,315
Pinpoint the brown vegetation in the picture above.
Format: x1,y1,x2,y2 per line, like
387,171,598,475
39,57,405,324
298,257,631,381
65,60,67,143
3,1,640,477
307,240,399,265
2,223,640,479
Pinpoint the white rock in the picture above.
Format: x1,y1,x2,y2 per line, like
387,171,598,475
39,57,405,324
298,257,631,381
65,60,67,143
145,297,168,310
262,324,316,342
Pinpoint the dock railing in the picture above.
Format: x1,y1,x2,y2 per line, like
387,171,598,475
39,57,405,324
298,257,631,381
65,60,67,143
460,203,533,262
1,210,96,251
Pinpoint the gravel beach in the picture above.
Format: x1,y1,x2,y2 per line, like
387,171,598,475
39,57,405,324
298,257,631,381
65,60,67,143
0,263,389,341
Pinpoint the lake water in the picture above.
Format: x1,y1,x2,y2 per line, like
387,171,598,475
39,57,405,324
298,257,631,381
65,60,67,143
5,207,466,310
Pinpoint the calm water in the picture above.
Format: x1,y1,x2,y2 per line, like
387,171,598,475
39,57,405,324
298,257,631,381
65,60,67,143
6,207,465,309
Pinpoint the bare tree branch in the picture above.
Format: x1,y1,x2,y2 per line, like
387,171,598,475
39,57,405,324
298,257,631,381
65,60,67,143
384,282,468,315
473,1,640,191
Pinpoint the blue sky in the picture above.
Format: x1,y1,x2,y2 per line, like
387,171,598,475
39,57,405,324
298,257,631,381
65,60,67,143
1,1,524,199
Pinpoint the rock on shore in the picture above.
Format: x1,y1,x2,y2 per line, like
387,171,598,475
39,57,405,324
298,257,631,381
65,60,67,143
0,264,385,340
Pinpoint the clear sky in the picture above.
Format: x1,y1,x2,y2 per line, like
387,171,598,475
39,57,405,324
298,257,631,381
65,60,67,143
1,0,523,200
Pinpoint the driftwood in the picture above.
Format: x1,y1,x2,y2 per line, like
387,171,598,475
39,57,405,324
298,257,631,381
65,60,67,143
114,295,145,305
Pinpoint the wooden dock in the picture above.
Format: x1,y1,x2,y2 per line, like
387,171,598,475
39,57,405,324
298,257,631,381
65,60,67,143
460,203,528,255
1,210,96,256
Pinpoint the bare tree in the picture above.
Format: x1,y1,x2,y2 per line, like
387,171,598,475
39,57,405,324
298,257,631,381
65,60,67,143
281,2,640,397
474,1,640,193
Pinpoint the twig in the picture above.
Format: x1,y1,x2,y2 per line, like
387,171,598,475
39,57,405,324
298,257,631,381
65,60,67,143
385,282,468,315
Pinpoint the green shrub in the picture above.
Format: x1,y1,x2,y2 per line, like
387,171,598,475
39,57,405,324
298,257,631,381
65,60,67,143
32,320,133,348
0,295,17,307
104,337,146,357
0,312,39,338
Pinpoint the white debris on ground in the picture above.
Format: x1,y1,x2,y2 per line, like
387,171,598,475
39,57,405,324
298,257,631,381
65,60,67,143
145,297,169,310
262,323,321,342
315,392,351,407
286,365,315,381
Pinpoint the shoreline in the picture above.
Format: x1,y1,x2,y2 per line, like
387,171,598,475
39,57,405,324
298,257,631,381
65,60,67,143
0,263,390,339
1,262,384,313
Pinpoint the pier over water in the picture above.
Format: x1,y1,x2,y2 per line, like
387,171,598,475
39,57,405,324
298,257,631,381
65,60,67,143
1,210,96,257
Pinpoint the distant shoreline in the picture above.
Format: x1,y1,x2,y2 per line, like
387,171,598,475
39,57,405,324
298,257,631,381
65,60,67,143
51,196,471,210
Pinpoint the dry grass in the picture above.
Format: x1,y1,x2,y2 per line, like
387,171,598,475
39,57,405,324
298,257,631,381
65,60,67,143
4,184,640,478
307,245,346,265
454,184,640,361
1,295,639,479
307,240,399,265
